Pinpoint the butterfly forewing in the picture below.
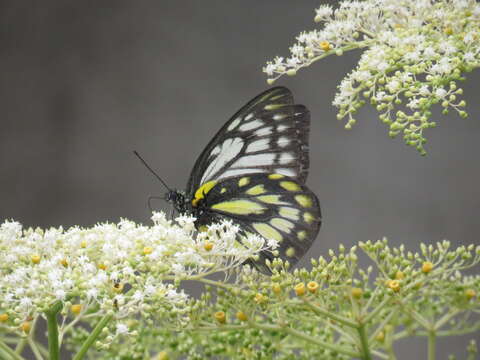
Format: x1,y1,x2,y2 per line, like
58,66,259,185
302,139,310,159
186,87,310,200
193,173,321,266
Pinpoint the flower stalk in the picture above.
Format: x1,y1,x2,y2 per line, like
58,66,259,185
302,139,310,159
357,322,372,360
72,314,113,360
45,301,63,360
428,331,436,360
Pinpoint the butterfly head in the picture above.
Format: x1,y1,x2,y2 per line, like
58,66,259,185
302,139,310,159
165,190,187,214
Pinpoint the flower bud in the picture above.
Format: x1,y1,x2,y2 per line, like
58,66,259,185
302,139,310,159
422,261,433,273
236,311,248,322
214,311,226,324
307,281,319,294
295,283,306,296
71,304,83,315
351,287,363,299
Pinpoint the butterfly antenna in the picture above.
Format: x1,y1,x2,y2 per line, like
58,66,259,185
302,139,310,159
133,150,172,192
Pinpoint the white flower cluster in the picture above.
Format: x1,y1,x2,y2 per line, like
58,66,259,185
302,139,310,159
264,0,480,154
0,213,274,332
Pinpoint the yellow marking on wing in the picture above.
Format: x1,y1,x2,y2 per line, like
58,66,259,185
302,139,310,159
270,218,294,233
192,180,217,207
220,188,227,194
268,173,284,180
211,200,266,215
280,181,301,191
238,177,250,187
285,247,296,258
256,90,282,105
264,104,286,110
295,195,313,208
297,230,307,240
279,207,300,221
303,212,315,224
257,195,286,205
246,184,266,195
253,223,283,242
270,93,286,101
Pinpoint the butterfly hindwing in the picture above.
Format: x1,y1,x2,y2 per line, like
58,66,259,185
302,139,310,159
192,173,321,266
186,87,310,200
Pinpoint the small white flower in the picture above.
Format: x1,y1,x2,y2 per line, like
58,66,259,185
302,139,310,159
145,284,156,296
464,52,475,62
423,47,437,59
290,45,304,57
15,287,25,297
405,51,421,62
274,56,284,66
86,288,99,300
386,79,400,93
377,61,389,72
375,91,387,101
264,63,276,76
315,5,333,20
286,57,300,67
151,212,169,226
443,44,457,56
352,70,371,82
19,297,32,309
116,323,129,335
419,85,430,96
407,98,420,109
435,88,447,98
166,289,188,304
171,263,185,274
54,289,67,300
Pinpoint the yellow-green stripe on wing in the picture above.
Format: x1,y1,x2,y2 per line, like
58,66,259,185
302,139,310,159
193,173,321,271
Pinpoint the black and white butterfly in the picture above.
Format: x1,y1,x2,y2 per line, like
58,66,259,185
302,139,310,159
138,87,321,273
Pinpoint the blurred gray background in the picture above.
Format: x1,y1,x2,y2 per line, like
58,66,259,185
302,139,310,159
0,1,479,358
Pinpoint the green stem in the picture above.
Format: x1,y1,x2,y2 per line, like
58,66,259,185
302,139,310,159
371,350,389,360
2,337,22,344
357,323,372,360
35,343,50,358
0,346,14,360
254,323,360,358
45,302,63,360
364,297,391,324
14,338,27,354
434,310,460,331
303,300,358,328
369,309,397,343
385,328,397,360
0,340,24,360
27,338,43,360
197,278,233,291
428,331,436,360
72,314,113,360
194,324,249,332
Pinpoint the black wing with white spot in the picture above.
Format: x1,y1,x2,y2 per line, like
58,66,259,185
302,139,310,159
193,173,321,270
186,87,310,199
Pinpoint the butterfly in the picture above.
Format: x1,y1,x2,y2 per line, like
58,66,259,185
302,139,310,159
138,87,321,273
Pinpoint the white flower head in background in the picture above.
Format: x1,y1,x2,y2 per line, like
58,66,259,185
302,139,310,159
264,0,480,155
